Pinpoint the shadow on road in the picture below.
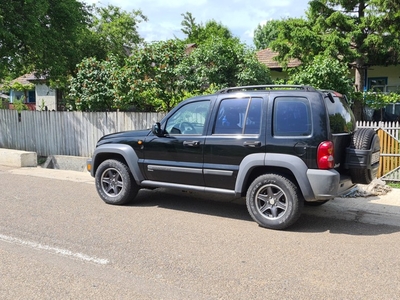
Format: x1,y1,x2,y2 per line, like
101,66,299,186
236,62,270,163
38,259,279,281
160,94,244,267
291,214,400,235
132,188,251,222
130,188,400,236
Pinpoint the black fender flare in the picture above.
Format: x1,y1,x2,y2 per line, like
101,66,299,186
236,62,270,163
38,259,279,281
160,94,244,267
235,153,315,200
91,144,144,184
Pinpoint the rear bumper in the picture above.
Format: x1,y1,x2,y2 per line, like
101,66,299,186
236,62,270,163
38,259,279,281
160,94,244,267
307,169,342,200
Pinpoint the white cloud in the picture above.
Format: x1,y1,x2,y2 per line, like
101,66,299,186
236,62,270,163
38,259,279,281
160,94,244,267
82,0,310,46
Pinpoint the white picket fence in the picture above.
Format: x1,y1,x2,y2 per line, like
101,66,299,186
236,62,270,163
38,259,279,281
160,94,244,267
356,121,400,139
0,109,165,157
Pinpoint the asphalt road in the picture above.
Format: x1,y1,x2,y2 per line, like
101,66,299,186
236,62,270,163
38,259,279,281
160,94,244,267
1,168,400,299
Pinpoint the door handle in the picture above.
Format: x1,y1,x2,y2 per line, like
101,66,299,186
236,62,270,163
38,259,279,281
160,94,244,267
183,141,200,147
243,141,261,148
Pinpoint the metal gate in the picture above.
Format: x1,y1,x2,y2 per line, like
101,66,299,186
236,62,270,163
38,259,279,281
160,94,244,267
357,121,400,181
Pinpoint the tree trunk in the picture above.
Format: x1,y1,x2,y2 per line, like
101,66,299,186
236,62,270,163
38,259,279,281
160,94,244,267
352,58,365,121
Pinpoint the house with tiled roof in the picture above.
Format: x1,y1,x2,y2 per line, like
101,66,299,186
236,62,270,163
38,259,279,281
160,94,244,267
256,48,400,120
256,48,301,81
2,72,59,111
257,48,400,92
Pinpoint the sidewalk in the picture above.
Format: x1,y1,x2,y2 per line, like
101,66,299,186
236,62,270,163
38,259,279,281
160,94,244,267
303,189,400,227
2,165,400,228
2,165,94,184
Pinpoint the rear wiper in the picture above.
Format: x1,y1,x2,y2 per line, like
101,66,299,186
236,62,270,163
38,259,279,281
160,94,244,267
324,93,335,103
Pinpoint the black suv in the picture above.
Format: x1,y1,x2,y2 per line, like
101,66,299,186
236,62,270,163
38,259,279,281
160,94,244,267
87,85,380,229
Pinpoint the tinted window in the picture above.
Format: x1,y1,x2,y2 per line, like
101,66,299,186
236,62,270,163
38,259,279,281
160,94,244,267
273,97,311,136
325,94,355,133
213,97,262,135
244,98,262,134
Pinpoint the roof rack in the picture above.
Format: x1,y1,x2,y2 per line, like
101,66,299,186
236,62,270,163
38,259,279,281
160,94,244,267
216,85,316,94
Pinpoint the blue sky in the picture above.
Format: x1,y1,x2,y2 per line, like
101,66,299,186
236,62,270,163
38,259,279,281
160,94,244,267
83,0,310,46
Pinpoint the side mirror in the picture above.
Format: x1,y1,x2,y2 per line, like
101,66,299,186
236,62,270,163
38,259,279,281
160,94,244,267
152,122,164,137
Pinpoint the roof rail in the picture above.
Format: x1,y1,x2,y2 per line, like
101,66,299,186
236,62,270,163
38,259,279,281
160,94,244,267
216,85,316,94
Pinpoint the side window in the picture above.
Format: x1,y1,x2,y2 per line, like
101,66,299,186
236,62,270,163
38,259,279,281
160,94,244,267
273,97,311,136
244,97,262,134
165,100,210,135
214,97,262,135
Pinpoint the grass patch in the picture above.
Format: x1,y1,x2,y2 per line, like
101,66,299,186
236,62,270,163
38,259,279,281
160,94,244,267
386,181,400,189
37,156,47,165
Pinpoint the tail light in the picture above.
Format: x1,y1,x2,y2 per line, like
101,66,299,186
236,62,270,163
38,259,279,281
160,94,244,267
317,141,334,169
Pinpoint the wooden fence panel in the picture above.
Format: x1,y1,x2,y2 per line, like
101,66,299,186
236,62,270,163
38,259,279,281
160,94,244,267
357,121,400,180
0,109,165,157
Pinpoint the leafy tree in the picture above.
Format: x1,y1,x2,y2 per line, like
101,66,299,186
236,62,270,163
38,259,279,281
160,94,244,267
177,37,271,91
116,40,188,111
68,40,190,112
12,96,29,112
181,12,200,43
68,56,121,111
253,20,282,50
236,49,272,86
0,0,90,79
260,1,400,119
89,5,147,62
289,55,352,95
181,12,236,45
364,90,400,120
307,0,400,90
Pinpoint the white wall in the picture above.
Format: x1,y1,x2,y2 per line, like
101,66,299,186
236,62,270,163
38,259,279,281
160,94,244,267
367,65,400,90
35,83,56,110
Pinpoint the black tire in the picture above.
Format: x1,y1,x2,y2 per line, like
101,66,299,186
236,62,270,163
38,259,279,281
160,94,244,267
246,174,303,230
95,159,139,205
349,128,380,184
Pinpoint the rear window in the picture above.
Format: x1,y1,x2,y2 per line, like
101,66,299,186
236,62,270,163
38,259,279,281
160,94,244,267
324,93,355,134
273,97,312,136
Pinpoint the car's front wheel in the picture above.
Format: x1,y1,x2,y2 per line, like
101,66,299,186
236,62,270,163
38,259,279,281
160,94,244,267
95,159,139,205
246,174,303,230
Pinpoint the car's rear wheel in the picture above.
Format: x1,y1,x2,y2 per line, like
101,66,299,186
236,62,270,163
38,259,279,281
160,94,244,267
349,128,380,184
95,159,139,205
246,174,303,230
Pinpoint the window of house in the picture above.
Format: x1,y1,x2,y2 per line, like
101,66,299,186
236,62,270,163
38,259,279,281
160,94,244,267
27,91,36,103
213,97,262,135
368,77,388,92
273,97,311,136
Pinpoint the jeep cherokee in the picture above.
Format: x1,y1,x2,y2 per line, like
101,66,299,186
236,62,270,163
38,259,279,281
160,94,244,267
87,85,380,230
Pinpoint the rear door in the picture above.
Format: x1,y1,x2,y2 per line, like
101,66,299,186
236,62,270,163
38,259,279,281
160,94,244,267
203,96,265,190
323,92,356,171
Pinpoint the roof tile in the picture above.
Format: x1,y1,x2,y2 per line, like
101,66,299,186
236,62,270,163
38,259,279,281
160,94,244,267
256,48,301,69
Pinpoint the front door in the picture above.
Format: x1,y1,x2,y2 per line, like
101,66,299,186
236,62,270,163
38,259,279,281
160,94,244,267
142,100,211,186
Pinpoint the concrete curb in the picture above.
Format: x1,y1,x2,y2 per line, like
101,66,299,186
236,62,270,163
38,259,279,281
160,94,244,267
0,149,89,172
0,148,37,167
42,155,90,172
